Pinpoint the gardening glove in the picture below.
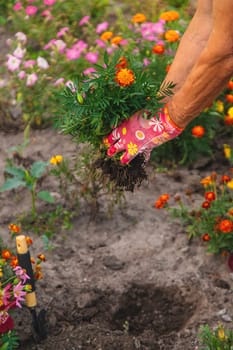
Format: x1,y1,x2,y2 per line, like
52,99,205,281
103,106,183,164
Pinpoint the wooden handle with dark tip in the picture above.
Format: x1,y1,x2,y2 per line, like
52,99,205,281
16,235,37,308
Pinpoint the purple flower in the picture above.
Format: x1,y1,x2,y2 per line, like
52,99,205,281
96,21,109,34
85,52,98,64
79,16,90,26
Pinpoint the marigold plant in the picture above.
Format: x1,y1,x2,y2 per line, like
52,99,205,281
155,170,233,256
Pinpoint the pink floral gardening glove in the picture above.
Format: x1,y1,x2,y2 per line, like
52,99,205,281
103,106,183,164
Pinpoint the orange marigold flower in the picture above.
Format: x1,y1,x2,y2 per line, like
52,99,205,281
164,30,180,42
191,125,205,138
224,114,233,126
202,201,211,209
218,219,233,233
26,236,33,245
10,256,18,268
34,271,43,280
160,194,170,202
37,254,46,262
204,191,216,201
115,68,135,87
228,80,233,90
152,44,165,54
131,13,147,23
166,64,171,72
115,56,127,69
8,223,21,233
100,31,113,41
227,208,233,217
200,176,213,187
226,94,233,103
160,10,179,21
30,257,35,264
202,233,211,242
1,249,12,259
221,175,231,183
154,199,165,209
111,36,123,45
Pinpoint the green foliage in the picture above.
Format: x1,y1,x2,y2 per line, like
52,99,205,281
198,324,233,350
58,49,172,147
0,331,19,350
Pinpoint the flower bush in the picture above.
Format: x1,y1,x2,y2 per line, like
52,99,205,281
0,225,45,350
154,170,233,256
198,323,233,350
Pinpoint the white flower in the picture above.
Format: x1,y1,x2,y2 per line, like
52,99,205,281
26,73,38,86
6,54,21,71
13,46,26,59
37,56,49,69
15,32,27,44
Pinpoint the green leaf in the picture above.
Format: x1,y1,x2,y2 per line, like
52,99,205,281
5,166,26,180
30,161,48,178
38,191,55,203
0,178,26,192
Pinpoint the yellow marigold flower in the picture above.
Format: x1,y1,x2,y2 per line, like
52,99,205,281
127,142,138,156
103,137,110,147
115,68,135,87
160,10,179,21
216,100,224,113
227,179,233,190
111,36,123,45
200,176,213,187
100,31,113,41
50,155,63,165
131,13,147,23
228,106,233,117
218,326,226,341
224,144,231,159
165,30,180,42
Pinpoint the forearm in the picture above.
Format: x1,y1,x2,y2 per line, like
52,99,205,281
167,0,233,128
163,0,212,93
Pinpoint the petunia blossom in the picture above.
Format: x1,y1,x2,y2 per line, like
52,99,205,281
37,56,49,69
44,0,56,5
85,52,98,64
57,27,69,38
26,73,38,86
18,70,26,79
65,48,81,61
96,21,109,34
24,59,36,68
6,54,21,72
13,2,22,11
13,46,26,59
79,16,90,26
83,67,96,76
25,5,38,16
15,32,27,44
53,77,64,86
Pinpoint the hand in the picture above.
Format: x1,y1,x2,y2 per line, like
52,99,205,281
103,106,183,164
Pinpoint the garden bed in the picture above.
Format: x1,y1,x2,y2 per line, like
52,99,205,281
1,128,233,350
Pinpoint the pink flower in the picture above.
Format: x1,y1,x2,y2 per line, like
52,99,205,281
15,32,27,44
2,284,11,306
13,46,26,59
44,0,56,5
65,48,81,61
72,40,88,51
13,282,27,308
41,9,53,20
13,2,22,11
18,70,26,79
57,27,69,38
25,5,38,16
37,56,49,69
65,80,76,92
24,59,36,68
96,21,109,34
26,73,38,86
53,39,66,53
6,54,21,72
54,78,64,86
83,67,96,76
85,52,98,64
95,39,106,49
143,58,151,66
79,16,90,26
13,266,30,284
